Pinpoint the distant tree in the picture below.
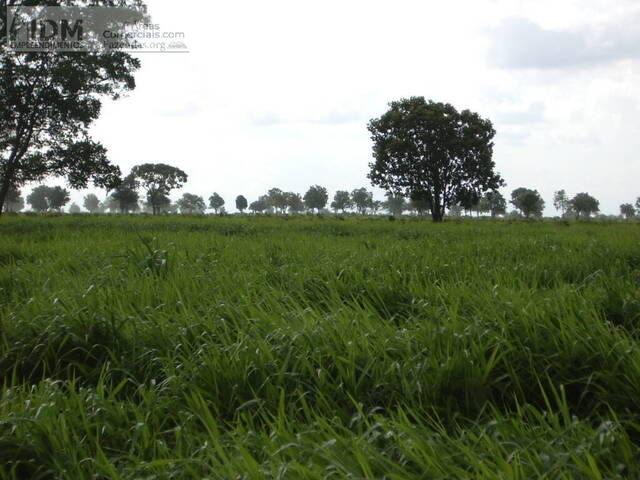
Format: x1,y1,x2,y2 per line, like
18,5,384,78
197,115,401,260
69,203,82,214
368,97,503,222
475,197,491,217
285,192,305,214
209,192,225,214
448,205,463,217
177,193,206,214
45,186,70,212
620,203,636,219
265,188,287,214
130,164,188,215
331,190,353,213
3,186,24,213
100,196,120,214
83,194,101,214
570,193,599,219
303,185,328,213
385,193,407,216
511,188,545,218
484,190,507,218
635,197,640,212
409,191,432,216
235,195,248,213
111,175,140,214
371,200,384,214
249,199,267,213
27,186,51,212
553,190,569,217
351,188,374,215
143,194,172,214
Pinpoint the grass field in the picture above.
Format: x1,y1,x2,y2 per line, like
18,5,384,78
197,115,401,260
1,215,640,479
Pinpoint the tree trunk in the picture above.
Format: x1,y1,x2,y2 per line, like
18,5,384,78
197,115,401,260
430,195,444,222
0,175,12,217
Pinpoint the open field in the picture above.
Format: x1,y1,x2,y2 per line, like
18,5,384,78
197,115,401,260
1,215,640,479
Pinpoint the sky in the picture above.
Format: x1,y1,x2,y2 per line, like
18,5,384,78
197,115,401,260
59,0,640,214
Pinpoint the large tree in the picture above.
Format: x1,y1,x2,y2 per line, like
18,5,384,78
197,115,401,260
0,0,147,216
368,97,503,222
303,185,328,213
130,163,187,215
570,193,599,219
510,188,545,218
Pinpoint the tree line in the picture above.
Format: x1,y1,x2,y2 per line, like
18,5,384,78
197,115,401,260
4,176,640,220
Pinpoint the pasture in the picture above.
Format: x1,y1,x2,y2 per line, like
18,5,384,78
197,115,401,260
1,215,639,479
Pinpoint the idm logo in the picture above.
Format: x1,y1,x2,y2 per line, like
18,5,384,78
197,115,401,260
28,18,83,41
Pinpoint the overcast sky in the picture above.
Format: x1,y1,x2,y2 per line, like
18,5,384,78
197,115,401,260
64,0,640,214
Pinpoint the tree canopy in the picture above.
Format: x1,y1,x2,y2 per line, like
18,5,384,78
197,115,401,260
331,190,353,213
570,193,599,219
177,193,206,214
209,192,225,214
26,185,69,212
130,163,187,215
368,97,503,222
620,203,636,219
303,185,328,213
511,188,545,218
235,195,248,213
351,188,374,215
0,0,147,215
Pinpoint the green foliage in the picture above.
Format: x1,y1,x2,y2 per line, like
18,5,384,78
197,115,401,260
571,193,600,219
111,174,140,214
235,195,248,213
285,192,305,214
1,216,640,478
177,193,206,215
554,189,569,216
385,193,407,216
484,190,507,217
3,187,24,213
511,187,545,218
131,164,188,215
0,0,147,214
368,97,504,222
26,185,70,212
620,203,636,219
83,194,101,214
303,185,328,213
331,190,353,213
351,187,374,214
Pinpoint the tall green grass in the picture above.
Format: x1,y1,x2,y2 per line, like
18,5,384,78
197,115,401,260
1,215,639,478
